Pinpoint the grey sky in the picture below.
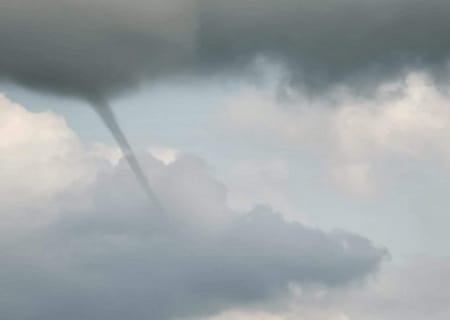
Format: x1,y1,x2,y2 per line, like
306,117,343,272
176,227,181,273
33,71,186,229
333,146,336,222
2,1,450,319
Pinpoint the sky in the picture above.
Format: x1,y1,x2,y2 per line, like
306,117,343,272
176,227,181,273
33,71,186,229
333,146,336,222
1,1,450,319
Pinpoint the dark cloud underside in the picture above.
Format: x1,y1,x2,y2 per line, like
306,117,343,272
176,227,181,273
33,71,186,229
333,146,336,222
1,0,450,100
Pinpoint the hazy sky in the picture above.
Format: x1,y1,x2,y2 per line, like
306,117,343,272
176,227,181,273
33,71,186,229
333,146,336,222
1,1,450,319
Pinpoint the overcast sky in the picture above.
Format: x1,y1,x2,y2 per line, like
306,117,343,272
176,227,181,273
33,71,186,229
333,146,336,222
1,1,450,319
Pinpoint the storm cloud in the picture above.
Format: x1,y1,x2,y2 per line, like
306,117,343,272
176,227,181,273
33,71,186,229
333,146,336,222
1,0,450,100
4,0,450,198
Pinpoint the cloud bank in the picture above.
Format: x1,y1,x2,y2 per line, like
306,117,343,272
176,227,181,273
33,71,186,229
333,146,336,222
0,95,386,320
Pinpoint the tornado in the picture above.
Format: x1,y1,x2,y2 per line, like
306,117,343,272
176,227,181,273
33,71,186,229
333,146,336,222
92,101,163,211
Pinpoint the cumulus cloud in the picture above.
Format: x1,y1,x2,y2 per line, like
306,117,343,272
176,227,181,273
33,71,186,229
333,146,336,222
0,94,99,209
2,0,450,100
0,95,386,320
221,71,450,196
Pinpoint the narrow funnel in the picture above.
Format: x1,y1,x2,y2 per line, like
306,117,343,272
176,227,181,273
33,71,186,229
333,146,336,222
92,101,163,211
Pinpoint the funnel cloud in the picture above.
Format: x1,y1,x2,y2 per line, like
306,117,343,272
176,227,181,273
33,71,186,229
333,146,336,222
2,2,449,318
4,0,450,204
92,101,162,208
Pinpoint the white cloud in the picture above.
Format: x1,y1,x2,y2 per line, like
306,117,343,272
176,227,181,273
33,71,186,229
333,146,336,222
331,72,450,161
220,71,450,197
0,94,114,234
148,146,180,165
0,94,87,203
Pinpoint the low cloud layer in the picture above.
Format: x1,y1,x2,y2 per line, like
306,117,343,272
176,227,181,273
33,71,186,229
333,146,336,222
2,0,450,100
0,95,386,320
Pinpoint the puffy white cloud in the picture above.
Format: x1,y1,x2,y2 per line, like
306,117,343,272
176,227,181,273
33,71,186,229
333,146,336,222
0,94,92,207
0,94,116,235
0,94,385,320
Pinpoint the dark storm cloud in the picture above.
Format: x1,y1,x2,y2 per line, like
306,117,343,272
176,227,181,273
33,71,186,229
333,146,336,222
4,0,450,197
0,0,197,100
1,0,450,100
0,154,387,320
